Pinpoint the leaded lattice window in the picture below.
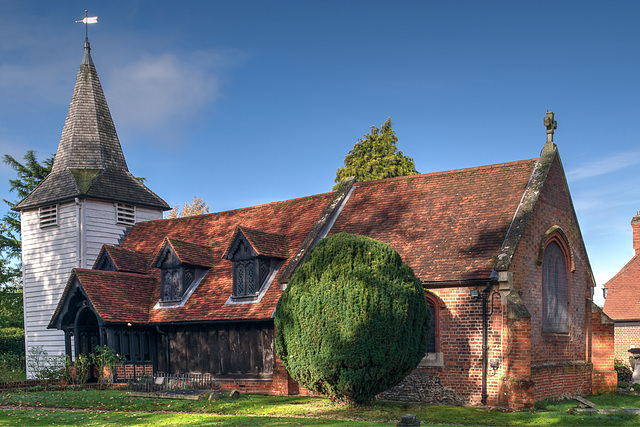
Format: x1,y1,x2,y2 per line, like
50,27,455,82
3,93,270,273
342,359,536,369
162,267,195,302
223,228,287,300
232,258,272,298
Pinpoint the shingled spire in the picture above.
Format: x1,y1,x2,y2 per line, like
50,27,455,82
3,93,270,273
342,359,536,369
15,38,168,211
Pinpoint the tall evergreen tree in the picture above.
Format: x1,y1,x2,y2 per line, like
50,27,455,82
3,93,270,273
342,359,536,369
333,118,418,189
1,151,54,287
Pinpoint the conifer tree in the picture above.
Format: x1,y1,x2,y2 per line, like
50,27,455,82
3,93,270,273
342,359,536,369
333,118,418,189
1,151,54,287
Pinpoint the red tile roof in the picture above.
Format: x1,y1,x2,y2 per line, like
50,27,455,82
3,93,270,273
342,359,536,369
102,246,151,274
165,238,214,267
603,255,640,321
330,159,538,282
80,192,335,324
75,269,157,324
223,227,289,259
57,158,541,325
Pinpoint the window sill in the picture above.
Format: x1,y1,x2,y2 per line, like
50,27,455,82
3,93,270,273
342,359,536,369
157,299,181,305
229,294,260,303
542,332,570,342
418,352,443,367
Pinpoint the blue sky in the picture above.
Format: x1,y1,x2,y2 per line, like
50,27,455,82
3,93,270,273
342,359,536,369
1,1,639,305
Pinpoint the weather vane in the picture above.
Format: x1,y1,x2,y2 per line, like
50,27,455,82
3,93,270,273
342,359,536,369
76,10,98,40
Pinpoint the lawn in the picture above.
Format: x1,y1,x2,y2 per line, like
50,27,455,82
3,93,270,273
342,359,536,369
0,388,639,426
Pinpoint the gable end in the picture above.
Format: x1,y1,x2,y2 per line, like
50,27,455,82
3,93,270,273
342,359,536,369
494,141,557,271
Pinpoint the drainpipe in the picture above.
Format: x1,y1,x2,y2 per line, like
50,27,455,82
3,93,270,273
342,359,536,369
475,281,499,406
481,284,491,405
75,198,82,267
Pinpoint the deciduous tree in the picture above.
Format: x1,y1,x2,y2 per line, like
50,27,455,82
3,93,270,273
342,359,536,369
166,196,210,219
333,118,418,189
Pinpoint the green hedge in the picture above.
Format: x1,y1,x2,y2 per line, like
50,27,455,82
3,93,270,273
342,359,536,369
275,233,428,404
0,290,24,329
0,327,25,356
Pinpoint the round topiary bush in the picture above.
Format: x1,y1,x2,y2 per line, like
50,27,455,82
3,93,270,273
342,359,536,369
275,232,428,404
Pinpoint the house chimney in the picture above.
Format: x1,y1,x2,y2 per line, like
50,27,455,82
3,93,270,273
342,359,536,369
633,211,640,255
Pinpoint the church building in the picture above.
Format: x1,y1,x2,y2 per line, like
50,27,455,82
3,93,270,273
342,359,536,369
19,38,616,409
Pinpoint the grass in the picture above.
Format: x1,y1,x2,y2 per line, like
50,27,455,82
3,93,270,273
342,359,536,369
0,409,380,426
0,389,639,426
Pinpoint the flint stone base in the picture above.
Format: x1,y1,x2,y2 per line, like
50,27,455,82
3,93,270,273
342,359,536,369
378,372,465,405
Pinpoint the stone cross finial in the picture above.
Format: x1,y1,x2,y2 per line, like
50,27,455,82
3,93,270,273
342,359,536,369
544,111,557,143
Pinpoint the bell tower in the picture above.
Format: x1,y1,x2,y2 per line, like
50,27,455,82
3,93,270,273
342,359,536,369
14,37,169,373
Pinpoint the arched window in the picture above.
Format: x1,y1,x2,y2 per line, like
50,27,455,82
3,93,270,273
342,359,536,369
424,292,440,353
542,240,569,333
426,301,437,353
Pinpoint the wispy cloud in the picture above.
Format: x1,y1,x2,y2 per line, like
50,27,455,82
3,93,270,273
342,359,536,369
106,49,246,133
566,151,640,181
0,61,75,106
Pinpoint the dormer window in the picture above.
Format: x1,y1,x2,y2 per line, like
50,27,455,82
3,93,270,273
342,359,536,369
154,238,212,308
162,267,195,301
223,227,288,302
233,254,271,297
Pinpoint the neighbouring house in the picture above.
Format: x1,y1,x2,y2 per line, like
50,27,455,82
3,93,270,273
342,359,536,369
603,212,640,363
20,38,616,408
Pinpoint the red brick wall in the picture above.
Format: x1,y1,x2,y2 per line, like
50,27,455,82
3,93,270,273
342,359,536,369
426,287,503,405
503,155,595,401
393,153,610,408
514,157,590,364
532,362,591,398
114,364,153,380
271,357,315,396
498,308,533,409
632,215,640,255
613,325,640,365
590,306,616,392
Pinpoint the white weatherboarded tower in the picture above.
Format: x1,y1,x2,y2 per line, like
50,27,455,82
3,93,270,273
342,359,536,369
14,38,169,373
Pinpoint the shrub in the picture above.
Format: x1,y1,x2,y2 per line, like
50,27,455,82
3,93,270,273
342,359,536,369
74,354,91,385
0,327,25,356
0,352,25,381
0,288,23,329
26,346,66,382
615,359,633,384
90,345,124,385
275,233,428,404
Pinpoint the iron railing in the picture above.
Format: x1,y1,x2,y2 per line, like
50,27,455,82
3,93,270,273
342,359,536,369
127,372,220,393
